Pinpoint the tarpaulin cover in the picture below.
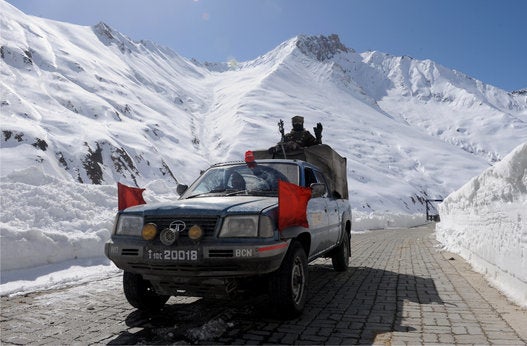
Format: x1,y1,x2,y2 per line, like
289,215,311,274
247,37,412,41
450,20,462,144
253,144,348,199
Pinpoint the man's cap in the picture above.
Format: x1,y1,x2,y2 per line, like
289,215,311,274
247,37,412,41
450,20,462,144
292,115,304,123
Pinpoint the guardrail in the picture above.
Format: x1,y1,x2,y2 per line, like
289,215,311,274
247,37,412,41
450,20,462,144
426,199,443,222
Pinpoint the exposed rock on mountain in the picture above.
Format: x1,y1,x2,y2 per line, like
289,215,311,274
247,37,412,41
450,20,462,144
295,34,350,61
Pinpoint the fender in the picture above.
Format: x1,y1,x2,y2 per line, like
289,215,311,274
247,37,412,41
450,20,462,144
280,226,311,256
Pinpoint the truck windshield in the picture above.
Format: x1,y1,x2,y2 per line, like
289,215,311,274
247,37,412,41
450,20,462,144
182,162,299,198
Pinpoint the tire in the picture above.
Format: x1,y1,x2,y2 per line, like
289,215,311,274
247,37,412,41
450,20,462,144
269,241,308,318
331,230,350,272
123,271,169,312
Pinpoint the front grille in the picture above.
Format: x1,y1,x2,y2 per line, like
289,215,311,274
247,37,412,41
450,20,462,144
209,249,234,258
121,248,140,256
144,215,219,239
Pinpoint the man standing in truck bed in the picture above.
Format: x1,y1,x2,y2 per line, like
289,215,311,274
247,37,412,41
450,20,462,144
269,116,323,153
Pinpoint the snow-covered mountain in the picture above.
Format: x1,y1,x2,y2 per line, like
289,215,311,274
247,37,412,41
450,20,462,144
1,0,526,213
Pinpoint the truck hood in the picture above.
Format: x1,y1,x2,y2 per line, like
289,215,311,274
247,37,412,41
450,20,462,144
123,196,278,216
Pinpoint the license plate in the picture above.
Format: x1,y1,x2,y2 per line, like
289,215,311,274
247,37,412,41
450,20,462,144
144,247,200,262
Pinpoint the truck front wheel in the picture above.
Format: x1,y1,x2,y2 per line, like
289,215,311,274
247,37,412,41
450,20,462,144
269,241,308,318
123,271,169,312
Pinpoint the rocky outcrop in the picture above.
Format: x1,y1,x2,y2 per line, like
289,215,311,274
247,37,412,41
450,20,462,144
295,34,351,61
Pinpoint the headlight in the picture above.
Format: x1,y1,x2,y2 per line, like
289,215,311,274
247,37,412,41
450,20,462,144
258,215,274,238
219,215,274,238
115,215,143,236
219,215,258,237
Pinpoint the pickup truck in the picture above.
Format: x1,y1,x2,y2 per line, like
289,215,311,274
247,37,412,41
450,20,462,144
105,144,351,317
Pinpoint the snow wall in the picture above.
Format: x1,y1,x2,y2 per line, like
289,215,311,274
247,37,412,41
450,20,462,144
436,142,527,307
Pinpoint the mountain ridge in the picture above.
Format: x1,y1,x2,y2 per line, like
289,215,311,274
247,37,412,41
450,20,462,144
1,0,526,213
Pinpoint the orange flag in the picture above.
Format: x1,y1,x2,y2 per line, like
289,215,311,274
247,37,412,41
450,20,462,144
278,180,311,231
118,182,146,211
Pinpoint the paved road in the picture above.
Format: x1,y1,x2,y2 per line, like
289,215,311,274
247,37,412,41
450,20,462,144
1,223,526,345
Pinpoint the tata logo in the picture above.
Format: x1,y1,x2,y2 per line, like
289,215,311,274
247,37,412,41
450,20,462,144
169,220,186,233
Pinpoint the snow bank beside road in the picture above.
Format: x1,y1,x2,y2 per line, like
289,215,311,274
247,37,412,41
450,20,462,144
0,167,178,273
0,167,115,271
352,211,426,231
436,142,527,307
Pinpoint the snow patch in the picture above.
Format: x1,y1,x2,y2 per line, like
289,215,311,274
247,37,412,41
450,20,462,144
352,211,426,231
436,142,527,307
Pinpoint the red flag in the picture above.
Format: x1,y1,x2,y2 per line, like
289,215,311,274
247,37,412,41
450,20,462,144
118,182,146,211
278,180,311,231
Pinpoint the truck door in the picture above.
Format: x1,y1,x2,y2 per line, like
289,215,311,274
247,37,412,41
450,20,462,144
304,168,330,257
304,167,328,257
315,170,341,247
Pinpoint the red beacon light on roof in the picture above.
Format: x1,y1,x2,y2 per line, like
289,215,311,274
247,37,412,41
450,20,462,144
245,150,256,168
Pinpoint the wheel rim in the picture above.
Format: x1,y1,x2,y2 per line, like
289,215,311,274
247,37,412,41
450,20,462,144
291,256,305,305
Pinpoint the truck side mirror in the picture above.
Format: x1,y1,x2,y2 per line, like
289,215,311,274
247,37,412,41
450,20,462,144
310,183,327,198
176,184,188,195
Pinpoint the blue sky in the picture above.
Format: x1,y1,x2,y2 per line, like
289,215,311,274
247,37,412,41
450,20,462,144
6,0,526,91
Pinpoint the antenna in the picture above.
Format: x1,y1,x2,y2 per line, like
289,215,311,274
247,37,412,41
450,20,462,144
278,119,287,158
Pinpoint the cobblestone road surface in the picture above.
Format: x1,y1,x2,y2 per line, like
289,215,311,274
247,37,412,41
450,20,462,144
1,223,526,345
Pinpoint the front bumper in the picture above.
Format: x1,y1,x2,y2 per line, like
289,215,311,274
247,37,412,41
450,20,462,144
105,238,289,279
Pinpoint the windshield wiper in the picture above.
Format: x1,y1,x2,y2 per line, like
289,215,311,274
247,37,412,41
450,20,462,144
185,193,209,199
186,191,224,199
249,190,278,196
186,187,229,199
187,189,276,198
226,190,277,197
225,190,248,196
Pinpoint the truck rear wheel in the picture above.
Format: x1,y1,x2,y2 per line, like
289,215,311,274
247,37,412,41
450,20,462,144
331,231,350,272
269,241,308,318
123,271,169,312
